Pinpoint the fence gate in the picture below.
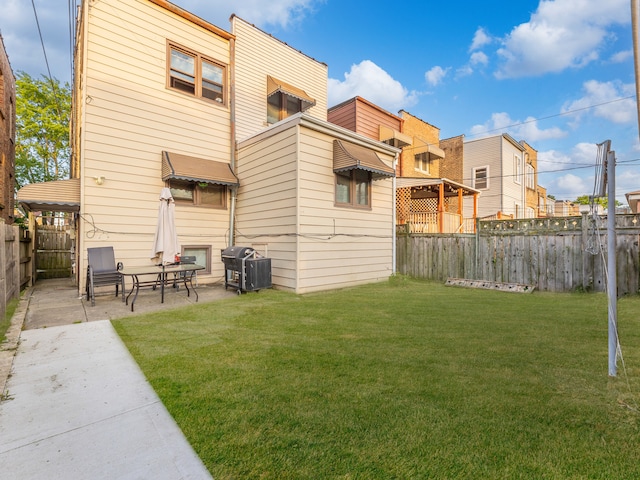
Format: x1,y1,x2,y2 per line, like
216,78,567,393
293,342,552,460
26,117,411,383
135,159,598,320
35,224,73,279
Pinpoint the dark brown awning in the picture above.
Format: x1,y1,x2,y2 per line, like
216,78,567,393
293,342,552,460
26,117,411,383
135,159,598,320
333,140,395,180
17,178,81,212
267,75,315,111
162,151,239,187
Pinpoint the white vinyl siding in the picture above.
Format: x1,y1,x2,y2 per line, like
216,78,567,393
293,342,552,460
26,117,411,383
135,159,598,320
232,16,328,140
76,0,232,289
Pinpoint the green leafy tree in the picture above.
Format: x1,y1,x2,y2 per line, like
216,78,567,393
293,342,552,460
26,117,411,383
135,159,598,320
574,194,621,208
15,72,71,188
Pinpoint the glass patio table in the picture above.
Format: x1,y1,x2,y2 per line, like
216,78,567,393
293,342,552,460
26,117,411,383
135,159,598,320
119,263,204,311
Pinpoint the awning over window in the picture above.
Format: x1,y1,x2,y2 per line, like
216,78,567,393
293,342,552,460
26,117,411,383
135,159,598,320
162,151,239,187
333,140,395,180
17,178,80,212
412,139,445,159
267,75,315,111
379,125,412,148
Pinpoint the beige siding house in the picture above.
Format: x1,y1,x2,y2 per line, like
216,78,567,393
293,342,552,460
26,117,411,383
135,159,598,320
70,0,236,291
18,0,398,295
237,115,397,293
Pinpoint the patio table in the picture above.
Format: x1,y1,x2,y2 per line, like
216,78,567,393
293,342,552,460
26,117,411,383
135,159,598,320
119,263,205,311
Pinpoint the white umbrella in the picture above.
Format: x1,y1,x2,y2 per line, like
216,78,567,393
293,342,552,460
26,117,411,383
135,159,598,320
150,187,181,265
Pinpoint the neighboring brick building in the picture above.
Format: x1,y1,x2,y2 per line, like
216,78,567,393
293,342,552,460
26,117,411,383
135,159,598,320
521,140,539,218
439,135,464,184
0,35,16,224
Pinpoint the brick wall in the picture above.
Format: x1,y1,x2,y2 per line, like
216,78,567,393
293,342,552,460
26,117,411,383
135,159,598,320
439,135,464,183
0,36,16,224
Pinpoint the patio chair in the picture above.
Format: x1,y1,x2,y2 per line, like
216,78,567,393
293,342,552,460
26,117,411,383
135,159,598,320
86,246,123,306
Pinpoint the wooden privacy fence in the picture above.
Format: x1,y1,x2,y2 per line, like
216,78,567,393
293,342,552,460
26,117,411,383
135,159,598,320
1,221,20,324
396,214,640,295
35,224,73,279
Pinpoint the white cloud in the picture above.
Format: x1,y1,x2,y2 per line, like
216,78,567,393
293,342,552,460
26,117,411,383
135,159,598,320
470,112,567,142
470,51,488,66
425,66,449,86
562,80,636,124
470,27,492,51
610,50,633,63
328,60,419,112
550,173,589,198
495,0,629,79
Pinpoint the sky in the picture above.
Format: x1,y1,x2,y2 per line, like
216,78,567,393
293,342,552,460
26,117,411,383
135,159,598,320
1,0,639,204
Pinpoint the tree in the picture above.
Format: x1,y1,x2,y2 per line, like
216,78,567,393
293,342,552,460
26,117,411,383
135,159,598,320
15,72,71,188
574,195,621,208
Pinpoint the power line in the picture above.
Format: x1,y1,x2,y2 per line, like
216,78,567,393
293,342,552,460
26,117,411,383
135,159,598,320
466,96,637,138
30,0,63,119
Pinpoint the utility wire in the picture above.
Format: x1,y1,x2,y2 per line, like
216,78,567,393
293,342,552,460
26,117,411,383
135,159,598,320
31,0,63,120
465,95,636,138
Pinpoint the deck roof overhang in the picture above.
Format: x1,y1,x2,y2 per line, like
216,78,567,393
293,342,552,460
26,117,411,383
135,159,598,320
396,177,479,197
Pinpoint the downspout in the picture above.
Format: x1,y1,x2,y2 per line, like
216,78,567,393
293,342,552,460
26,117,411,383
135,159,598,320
392,152,398,274
228,36,237,247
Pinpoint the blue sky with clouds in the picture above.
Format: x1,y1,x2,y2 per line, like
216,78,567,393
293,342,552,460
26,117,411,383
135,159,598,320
1,0,639,203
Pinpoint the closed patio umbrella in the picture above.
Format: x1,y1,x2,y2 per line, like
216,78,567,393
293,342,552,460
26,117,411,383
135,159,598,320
150,187,181,265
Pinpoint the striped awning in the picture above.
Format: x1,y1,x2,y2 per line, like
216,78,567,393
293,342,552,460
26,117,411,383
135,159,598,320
17,178,80,212
267,75,315,111
333,140,395,179
162,151,239,187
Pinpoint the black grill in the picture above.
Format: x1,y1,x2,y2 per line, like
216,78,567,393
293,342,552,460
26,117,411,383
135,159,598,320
221,246,272,294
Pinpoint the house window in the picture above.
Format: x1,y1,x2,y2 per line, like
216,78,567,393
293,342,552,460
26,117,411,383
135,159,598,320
473,166,488,190
181,245,212,275
514,155,522,184
168,43,226,105
335,170,371,208
526,164,535,189
168,179,226,208
414,152,430,174
267,92,305,124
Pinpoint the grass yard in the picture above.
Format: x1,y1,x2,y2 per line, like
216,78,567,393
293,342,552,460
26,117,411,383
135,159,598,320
113,277,640,479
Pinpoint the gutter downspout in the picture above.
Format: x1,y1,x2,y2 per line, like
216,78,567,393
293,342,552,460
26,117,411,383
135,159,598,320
228,36,237,247
392,153,398,274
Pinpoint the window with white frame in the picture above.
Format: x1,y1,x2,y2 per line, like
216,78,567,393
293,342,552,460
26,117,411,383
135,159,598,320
168,42,226,105
414,152,430,174
514,155,522,184
525,164,535,189
473,166,488,190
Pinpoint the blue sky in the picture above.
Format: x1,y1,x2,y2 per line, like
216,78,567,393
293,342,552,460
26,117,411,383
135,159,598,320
1,0,639,204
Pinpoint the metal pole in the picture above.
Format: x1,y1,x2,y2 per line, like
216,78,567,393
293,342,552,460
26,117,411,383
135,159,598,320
632,0,640,140
607,150,617,377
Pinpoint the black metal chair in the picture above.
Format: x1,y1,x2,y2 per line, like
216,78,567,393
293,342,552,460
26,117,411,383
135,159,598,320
86,247,123,306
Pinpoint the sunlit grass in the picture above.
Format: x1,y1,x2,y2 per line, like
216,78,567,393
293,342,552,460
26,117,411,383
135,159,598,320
113,277,640,479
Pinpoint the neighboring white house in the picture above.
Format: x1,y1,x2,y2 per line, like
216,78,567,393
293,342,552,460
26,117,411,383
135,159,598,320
17,0,397,294
463,134,527,219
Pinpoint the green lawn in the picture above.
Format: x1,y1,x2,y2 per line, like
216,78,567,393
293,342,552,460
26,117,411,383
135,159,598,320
113,277,640,479
1,297,20,343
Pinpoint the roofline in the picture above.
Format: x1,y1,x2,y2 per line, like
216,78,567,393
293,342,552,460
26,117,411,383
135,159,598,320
328,96,403,122
398,109,440,131
230,15,327,68
238,112,400,157
464,132,526,151
147,0,234,40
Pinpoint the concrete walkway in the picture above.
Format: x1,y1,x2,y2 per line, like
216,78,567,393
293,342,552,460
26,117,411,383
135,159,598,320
0,278,236,479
